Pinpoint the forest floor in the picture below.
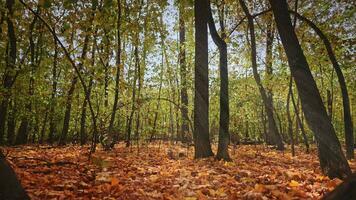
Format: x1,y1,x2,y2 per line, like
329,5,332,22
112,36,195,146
3,143,356,200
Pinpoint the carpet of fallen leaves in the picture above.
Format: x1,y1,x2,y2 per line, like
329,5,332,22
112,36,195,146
3,143,356,200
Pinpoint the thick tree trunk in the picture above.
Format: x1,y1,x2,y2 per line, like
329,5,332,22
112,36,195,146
193,0,214,158
0,152,29,200
240,0,284,150
289,10,354,159
207,1,231,161
0,0,17,144
269,0,351,179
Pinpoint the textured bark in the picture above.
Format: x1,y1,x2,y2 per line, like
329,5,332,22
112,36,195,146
0,0,16,144
289,10,354,159
207,1,231,161
269,0,351,179
240,0,284,150
193,0,214,158
179,1,189,143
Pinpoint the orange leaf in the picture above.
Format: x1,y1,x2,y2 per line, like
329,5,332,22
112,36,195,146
111,177,119,186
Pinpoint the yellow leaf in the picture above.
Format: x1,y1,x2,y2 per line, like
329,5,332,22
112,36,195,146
289,180,299,187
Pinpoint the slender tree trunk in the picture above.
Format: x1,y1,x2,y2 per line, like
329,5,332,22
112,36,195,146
193,0,214,158
80,29,97,146
150,41,164,142
240,0,284,150
126,46,139,147
287,77,295,156
207,1,231,161
290,79,310,153
59,33,91,145
59,76,78,145
7,99,16,145
80,77,93,145
16,11,40,145
48,38,58,144
39,110,48,144
179,0,189,143
108,0,122,139
327,89,333,120
269,0,351,179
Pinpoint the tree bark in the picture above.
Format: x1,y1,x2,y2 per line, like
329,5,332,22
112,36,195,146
240,0,284,150
193,0,214,158
207,1,231,161
289,10,354,159
179,0,189,143
0,0,17,144
269,0,351,179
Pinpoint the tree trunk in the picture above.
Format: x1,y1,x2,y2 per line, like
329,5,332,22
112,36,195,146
0,0,17,144
240,0,284,150
48,38,58,144
39,111,48,144
126,46,139,147
269,0,351,179
193,0,214,158
179,0,189,143
59,31,91,145
7,99,16,145
59,76,78,145
289,10,354,159
207,1,231,161
80,77,93,145
108,0,122,139
0,152,29,200
287,77,295,156
290,79,310,153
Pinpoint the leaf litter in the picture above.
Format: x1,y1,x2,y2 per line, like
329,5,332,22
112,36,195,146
3,144,356,199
